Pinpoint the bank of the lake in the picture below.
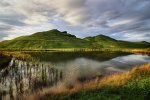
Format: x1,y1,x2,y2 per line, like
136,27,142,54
30,63,150,100
0,48,150,57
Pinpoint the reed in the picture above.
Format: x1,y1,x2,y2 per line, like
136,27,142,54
0,51,33,61
1,48,150,54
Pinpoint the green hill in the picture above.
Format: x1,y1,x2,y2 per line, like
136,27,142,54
0,29,91,49
0,29,149,49
84,35,150,48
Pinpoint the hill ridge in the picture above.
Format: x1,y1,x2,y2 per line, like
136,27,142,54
0,29,149,49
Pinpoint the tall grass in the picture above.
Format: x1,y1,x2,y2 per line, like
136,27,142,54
0,51,33,61
0,48,150,54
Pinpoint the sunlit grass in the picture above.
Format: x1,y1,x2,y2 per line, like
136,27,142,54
0,51,33,61
0,48,150,54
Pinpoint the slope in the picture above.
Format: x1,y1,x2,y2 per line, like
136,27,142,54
0,29,91,49
84,35,150,48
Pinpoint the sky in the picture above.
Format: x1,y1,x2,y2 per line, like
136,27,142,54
0,0,150,42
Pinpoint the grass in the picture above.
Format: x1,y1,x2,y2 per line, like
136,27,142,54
26,63,150,100
0,51,33,61
0,30,91,49
0,48,150,57
84,35,150,48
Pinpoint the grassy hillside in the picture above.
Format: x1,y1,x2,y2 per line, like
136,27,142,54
34,63,150,100
0,30,91,49
0,29,150,49
84,35,150,48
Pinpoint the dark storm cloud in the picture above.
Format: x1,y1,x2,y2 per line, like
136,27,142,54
0,0,150,42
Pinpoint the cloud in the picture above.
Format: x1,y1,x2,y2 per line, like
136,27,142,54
0,24,12,31
0,32,9,40
121,32,150,41
0,0,10,7
0,0,150,42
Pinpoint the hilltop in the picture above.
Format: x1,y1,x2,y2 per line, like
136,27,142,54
0,29,91,49
84,35,150,48
0,29,149,49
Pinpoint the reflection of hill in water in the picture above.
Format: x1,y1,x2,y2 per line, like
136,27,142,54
0,55,11,70
26,51,131,62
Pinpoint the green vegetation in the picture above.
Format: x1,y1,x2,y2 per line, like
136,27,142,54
0,29,149,50
0,29,91,49
40,63,150,100
84,35,150,48
0,51,33,61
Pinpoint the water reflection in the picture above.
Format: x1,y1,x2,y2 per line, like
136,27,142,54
0,59,63,100
0,55,10,70
26,51,130,62
0,52,150,100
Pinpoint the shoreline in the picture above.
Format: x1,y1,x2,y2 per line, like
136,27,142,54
0,48,150,61
0,48,150,53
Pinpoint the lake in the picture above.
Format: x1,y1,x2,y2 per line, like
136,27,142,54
0,51,150,100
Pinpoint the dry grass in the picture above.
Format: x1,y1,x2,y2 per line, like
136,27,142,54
99,72,132,86
100,63,150,86
0,51,33,60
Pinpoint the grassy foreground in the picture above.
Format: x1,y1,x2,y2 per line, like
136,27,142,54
28,63,150,100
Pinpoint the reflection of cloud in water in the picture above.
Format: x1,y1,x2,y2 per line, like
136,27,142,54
112,55,150,64
107,54,150,70
62,58,99,84
54,54,150,77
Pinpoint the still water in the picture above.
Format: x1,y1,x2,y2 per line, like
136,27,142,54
0,51,150,100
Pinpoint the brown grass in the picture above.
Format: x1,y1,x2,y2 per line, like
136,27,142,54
0,51,33,60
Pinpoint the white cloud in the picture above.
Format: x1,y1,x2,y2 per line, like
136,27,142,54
108,19,135,27
122,32,150,41
23,14,48,25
